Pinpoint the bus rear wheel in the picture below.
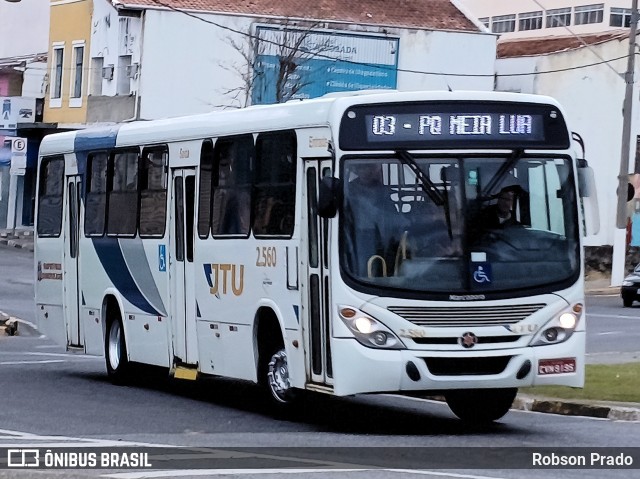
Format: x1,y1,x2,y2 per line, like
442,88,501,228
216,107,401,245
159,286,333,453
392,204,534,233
444,388,517,423
105,315,130,385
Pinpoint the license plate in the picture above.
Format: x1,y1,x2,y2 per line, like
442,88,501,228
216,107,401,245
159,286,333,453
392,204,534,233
538,358,576,375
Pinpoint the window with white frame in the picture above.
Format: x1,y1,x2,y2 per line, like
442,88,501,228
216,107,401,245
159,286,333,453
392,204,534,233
519,11,543,31
610,7,632,27
478,17,490,28
491,14,516,33
547,7,572,28
91,57,104,96
50,44,64,106
117,55,132,95
70,43,85,106
574,4,604,25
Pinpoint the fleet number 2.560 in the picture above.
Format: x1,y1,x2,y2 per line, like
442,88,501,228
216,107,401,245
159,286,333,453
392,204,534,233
256,246,276,267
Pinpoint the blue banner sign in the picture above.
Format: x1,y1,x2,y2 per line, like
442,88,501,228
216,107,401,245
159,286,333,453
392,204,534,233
252,27,399,105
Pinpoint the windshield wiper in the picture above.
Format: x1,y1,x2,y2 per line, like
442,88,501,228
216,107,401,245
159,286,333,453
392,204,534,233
482,148,523,198
395,150,444,206
395,150,453,239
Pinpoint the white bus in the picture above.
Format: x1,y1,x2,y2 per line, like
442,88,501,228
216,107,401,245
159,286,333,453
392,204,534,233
34,90,598,423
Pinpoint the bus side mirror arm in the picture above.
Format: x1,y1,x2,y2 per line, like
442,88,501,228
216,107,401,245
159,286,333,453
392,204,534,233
318,177,342,218
577,164,600,236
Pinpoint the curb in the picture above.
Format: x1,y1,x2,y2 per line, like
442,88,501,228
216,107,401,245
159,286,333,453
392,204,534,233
586,288,620,296
0,238,34,252
421,393,640,421
0,230,35,252
514,394,640,421
0,238,33,251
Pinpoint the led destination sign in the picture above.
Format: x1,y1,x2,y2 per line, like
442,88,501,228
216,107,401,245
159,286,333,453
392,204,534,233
339,101,570,150
370,113,542,141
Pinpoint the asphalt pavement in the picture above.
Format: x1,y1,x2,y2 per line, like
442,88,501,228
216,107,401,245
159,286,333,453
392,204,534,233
1,228,638,422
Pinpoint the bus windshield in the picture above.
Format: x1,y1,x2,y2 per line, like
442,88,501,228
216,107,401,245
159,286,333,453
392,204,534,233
340,154,580,295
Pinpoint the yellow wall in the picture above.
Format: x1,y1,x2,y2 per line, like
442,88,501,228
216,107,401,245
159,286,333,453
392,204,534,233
44,0,92,125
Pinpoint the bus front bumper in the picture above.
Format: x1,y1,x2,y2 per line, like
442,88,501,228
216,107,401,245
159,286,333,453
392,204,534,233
329,333,585,396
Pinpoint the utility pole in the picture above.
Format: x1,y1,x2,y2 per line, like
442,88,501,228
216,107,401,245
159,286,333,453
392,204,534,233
616,0,639,229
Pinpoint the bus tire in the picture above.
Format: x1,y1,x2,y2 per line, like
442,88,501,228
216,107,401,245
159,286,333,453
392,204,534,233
105,314,130,385
444,388,517,424
264,346,297,405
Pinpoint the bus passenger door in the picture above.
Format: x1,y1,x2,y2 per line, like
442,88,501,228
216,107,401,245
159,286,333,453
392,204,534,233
169,169,198,367
63,175,82,348
303,160,333,386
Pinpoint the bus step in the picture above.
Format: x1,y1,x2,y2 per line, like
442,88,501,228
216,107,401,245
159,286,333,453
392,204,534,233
172,365,198,381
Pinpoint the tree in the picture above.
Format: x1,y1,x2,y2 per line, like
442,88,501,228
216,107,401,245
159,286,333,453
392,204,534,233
219,20,332,107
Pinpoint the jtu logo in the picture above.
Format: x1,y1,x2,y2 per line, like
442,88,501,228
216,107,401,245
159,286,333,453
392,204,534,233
203,263,244,296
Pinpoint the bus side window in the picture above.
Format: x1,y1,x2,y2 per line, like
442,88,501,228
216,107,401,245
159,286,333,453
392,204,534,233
37,156,65,237
197,140,214,238
85,152,108,237
252,130,296,237
139,147,168,237
211,135,253,237
107,149,139,237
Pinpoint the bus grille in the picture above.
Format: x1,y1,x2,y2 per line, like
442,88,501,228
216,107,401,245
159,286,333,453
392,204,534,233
388,304,546,327
424,356,512,376
412,335,521,345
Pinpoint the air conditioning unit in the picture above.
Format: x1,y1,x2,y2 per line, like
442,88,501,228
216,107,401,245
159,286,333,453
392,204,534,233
102,65,114,80
125,63,139,79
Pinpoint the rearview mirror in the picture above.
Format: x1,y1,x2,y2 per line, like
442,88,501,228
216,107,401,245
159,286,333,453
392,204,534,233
577,166,600,236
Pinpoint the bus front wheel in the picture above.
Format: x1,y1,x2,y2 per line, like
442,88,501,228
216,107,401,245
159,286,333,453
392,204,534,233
105,315,130,385
265,347,296,404
444,388,517,423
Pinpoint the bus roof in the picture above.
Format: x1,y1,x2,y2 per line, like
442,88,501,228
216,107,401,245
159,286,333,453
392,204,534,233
38,90,565,157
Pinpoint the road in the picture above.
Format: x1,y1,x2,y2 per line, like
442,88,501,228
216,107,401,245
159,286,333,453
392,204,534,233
0,247,638,478
0,335,639,479
0,248,34,323
584,295,640,364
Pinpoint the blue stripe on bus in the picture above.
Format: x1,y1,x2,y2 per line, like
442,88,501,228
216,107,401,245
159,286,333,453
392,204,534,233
92,237,161,316
74,125,120,176
119,239,168,317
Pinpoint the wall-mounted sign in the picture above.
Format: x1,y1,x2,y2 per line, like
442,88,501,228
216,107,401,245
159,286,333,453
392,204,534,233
10,137,27,175
252,27,399,105
0,97,36,129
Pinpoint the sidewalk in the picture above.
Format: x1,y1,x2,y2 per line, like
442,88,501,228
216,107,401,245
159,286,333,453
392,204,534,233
584,275,619,296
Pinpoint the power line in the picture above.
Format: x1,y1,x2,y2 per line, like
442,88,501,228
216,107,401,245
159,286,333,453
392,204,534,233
20,52,634,78
531,0,621,77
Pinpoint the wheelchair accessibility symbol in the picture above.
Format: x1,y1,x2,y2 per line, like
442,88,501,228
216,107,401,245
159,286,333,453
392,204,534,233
472,264,492,284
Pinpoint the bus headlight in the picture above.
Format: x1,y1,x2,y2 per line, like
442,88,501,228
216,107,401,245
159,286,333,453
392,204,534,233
339,306,406,350
530,304,582,347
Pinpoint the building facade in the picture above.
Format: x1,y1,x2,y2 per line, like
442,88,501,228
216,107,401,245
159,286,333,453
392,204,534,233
43,0,497,125
496,32,640,284
462,0,633,39
44,0,92,126
0,0,50,230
